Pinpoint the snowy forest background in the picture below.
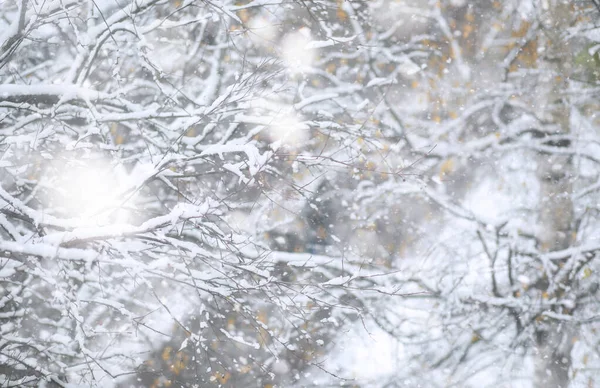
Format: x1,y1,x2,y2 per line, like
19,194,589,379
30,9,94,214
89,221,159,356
2,0,600,387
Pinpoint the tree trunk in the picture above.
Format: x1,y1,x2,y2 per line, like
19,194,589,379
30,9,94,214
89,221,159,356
534,324,573,388
534,1,574,387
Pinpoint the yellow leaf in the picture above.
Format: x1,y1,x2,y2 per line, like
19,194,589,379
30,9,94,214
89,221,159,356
161,346,172,362
214,372,231,384
336,8,347,21
238,9,249,23
227,317,235,329
463,24,474,39
257,310,268,324
185,127,196,137
584,267,593,279
171,351,188,375
439,158,455,177
512,20,531,39
317,226,327,239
